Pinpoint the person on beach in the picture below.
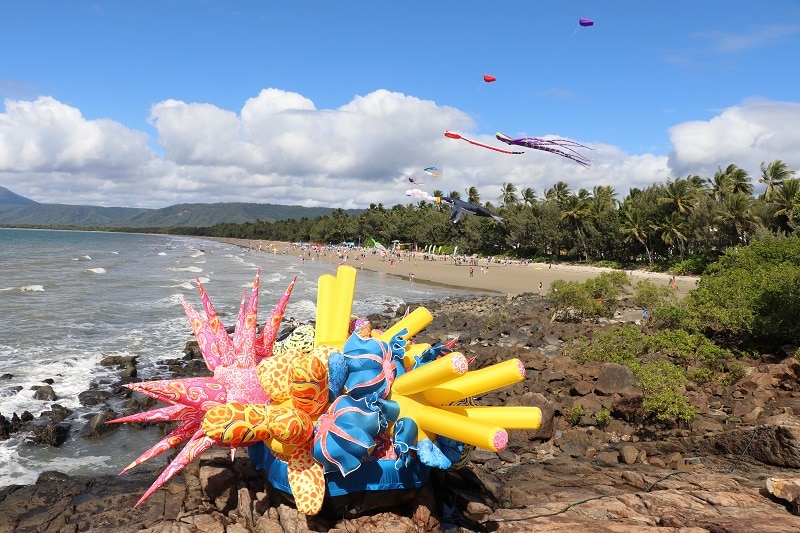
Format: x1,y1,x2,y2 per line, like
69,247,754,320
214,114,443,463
470,267,474,277
538,281,543,296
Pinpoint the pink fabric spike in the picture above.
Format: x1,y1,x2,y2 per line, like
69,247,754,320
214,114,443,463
233,270,260,368
180,296,222,372
255,276,297,361
196,278,237,366
135,429,215,507
125,377,227,410
118,408,204,474
108,403,191,425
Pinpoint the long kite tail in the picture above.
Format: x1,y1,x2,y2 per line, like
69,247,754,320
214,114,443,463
496,132,593,167
444,131,523,155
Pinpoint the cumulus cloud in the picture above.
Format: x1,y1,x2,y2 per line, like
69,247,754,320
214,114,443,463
0,92,798,208
668,99,800,184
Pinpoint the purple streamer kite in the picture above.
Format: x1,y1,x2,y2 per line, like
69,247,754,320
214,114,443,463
495,132,593,168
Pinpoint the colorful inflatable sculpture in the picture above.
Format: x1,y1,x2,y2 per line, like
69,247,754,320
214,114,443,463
110,265,543,515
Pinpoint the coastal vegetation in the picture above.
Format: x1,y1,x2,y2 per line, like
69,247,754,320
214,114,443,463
186,159,798,272
561,234,800,426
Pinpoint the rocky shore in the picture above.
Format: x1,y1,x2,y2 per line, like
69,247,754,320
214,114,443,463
3,292,800,532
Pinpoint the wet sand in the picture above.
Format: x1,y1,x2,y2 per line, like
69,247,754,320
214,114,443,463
203,238,699,298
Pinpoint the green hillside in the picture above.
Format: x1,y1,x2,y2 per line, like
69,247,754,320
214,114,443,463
0,186,362,228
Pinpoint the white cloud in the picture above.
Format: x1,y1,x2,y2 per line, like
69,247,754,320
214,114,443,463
0,93,798,209
667,99,800,184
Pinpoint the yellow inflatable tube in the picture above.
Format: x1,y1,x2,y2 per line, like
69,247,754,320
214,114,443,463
422,358,526,406
439,405,542,429
391,352,468,396
378,307,433,343
314,266,357,349
391,393,507,452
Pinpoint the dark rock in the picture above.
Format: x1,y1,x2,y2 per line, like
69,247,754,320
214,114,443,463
100,355,138,368
78,389,113,406
32,385,56,401
26,421,69,446
78,409,119,439
595,362,639,396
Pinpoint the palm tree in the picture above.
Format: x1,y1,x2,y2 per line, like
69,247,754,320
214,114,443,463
658,177,697,214
620,207,654,264
759,160,795,201
726,165,753,195
520,187,537,207
657,211,688,258
560,193,593,260
498,182,519,207
708,164,752,201
715,192,761,244
592,185,617,209
544,181,571,205
770,178,800,231
708,167,733,201
465,186,481,205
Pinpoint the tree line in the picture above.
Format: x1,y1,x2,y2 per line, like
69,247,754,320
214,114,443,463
181,159,798,272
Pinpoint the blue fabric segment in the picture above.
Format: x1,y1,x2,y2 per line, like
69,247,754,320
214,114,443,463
249,442,432,496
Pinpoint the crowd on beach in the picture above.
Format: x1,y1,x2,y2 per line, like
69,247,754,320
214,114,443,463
214,238,698,297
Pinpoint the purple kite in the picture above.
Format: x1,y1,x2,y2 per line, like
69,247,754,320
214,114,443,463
579,18,594,27
495,132,593,168
444,131,523,155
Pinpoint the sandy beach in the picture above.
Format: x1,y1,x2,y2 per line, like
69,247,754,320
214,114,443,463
203,237,699,298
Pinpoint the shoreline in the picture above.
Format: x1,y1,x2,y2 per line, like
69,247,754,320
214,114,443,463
201,237,699,298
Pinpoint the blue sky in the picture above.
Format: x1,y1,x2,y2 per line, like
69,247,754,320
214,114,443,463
2,1,800,208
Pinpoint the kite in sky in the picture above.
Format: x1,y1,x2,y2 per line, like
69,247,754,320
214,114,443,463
423,166,443,179
495,132,593,168
406,188,504,223
579,18,594,27
408,176,424,185
444,131,523,155
483,74,496,83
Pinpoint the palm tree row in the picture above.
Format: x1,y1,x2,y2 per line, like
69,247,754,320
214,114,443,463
198,160,798,270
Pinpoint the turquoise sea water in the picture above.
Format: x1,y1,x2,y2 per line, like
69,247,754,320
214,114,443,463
0,228,474,487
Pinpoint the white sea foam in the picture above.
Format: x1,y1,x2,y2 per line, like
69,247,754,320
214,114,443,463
168,281,195,290
20,285,45,292
169,266,204,273
86,267,107,274
157,252,167,256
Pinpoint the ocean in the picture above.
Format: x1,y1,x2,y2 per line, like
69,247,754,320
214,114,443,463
0,228,475,487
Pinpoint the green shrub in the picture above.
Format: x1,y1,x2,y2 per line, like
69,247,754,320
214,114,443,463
645,329,699,366
595,408,612,429
549,271,630,322
566,404,585,426
687,236,800,348
632,279,676,313
721,361,747,386
671,255,709,275
687,367,714,384
634,360,697,423
567,324,646,365
485,312,509,330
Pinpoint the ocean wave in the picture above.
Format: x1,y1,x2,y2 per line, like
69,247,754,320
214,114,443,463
157,252,167,256
169,266,204,273
20,285,45,292
86,268,107,274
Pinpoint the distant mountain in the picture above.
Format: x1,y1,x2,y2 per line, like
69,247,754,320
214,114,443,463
0,186,362,228
0,186,38,205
